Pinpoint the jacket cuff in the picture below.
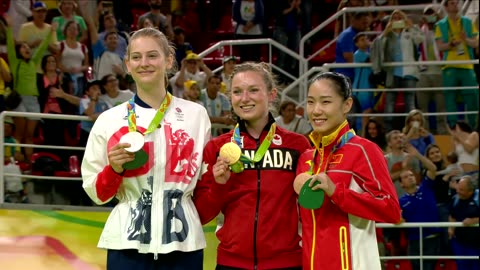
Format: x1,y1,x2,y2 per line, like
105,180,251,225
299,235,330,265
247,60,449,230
95,166,124,202
330,183,345,206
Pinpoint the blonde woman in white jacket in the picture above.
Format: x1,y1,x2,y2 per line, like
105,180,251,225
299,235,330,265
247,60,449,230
81,27,211,270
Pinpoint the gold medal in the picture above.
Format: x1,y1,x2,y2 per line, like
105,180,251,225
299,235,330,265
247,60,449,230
219,142,242,165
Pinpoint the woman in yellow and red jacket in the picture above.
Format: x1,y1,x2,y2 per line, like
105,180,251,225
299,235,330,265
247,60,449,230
294,72,401,270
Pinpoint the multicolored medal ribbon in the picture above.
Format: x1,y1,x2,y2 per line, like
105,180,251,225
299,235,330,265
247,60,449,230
120,93,172,170
219,123,276,173
300,129,356,210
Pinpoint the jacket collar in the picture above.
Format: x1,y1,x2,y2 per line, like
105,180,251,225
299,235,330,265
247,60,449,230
238,113,276,136
309,120,350,150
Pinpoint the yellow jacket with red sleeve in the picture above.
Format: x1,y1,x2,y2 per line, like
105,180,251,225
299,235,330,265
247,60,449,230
297,121,401,270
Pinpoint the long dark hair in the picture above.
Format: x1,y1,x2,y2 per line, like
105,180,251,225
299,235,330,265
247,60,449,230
364,118,387,150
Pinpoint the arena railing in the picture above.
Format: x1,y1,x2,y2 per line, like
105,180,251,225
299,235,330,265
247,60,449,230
299,4,443,78
0,111,479,268
198,38,304,85
282,59,480,117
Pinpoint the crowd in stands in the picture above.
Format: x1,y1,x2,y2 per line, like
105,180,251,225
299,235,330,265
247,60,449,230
0,0,478,268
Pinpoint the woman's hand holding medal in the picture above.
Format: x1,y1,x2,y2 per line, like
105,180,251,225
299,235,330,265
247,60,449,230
108,142,135,174
309,173,336,197
213,142,243,184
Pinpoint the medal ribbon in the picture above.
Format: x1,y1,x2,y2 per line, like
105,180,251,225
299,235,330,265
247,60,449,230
127,92,172,134
233,123,276,165
308,129,356,175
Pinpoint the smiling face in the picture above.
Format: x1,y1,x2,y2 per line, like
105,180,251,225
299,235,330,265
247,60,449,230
306,79,352,136
427,146,442,163
125,35,172,90
231,70,276,125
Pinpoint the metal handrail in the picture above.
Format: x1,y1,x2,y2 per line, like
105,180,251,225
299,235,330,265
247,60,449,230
282,59,480,107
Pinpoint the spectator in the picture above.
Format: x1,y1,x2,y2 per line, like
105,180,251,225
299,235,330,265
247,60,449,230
352,33,373,133
199,74,234,136
172,26,193,66
137,0,173,40
364,117,387,152
37,54,80,158
5,0,31,39
78,80,110,148
182,80,203,105
435,0,479,129
232,0,264,63
98,12,129,60
0,53,11,112
417,5,447,135
170,52,213,98
220,56,237,85
57,20,89,97
385,130,421,198
402,109,435,156
99,74,134,108
18,1,58,73
275,100,312,137
399,167,440,270
52,0,88,43
273,0,301,80
5,14,55,164
3,116,24,163
424,144,457,255
448,176,480,270
380,10,424,132
335,11,370,83
84,15,123,81
334,0,369,38
447,121,479,187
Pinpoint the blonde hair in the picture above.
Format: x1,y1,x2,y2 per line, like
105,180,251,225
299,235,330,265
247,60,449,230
126,27,177,84
402,109,425,134
228,62,277,94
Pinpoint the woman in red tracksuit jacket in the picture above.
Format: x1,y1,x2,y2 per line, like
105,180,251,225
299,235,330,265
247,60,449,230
293,72,401,270
194,62,311,270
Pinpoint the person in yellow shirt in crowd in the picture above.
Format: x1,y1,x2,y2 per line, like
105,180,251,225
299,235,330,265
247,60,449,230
435,0,479,129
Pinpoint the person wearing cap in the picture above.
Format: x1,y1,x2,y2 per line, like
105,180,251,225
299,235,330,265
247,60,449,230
52,0,88,43
183,79,203,105
435,0,479,129
220,56,236,85
173,26,193,66
416,5,447,135
18,1,59,73
170,52,213,98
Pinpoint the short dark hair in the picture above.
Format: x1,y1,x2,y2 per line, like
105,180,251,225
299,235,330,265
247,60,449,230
353,12,369,20
207,74,222,83
353,33,367,43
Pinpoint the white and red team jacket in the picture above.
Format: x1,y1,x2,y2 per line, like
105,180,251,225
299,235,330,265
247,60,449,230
297,121,401,270
81,96,211,255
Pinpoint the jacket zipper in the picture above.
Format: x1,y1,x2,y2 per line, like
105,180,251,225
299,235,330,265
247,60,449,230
253,138,261,270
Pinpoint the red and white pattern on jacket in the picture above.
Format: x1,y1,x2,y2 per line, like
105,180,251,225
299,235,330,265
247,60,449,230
298,124,401,270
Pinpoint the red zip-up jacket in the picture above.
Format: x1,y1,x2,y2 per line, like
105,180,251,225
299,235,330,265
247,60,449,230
194,116,311,269
297,122,401,270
